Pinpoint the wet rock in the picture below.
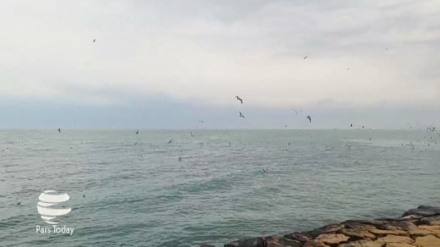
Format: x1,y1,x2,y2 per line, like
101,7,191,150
402,208,437,218
386,221,418,231
376,235,414,244
224,237,266,247
341,228,376,240
200,245,216,247
417,205,440,214
315,233,349,245
418,216,440,226
343,220,386,230
414,235,440,247
302,241,329,247
264,236,301,247
283,232,310,242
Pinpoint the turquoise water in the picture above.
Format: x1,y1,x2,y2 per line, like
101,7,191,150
0,130,439,247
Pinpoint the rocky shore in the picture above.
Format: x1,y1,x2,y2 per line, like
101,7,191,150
201,205,440,247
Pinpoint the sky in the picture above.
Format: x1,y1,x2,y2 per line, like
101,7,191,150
0,0,439,129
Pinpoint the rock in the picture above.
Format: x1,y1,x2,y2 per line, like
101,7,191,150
341,228,376,240
384,244,416,247
376,235,414,244
302,241,329,247
418,225,440,234
315,233,349,245
283,232,310,242
224,237,266,247
369,228,408,236
264,236,301,247
402,208,437,218
337,240,383,247
417,205,440,214
200,245,216,247
414,235,440,247
418,216,440,226
386,221,418,231
343,220,386,229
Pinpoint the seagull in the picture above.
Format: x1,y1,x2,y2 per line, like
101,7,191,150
17,202,21,206
93,39,96,43
167,139,173,144
235,96,243,104
262,169,267,173
136,130,139,135
199,120,204,123
306,116,311,123
291,108,298,114
239,112,245,118
304,56,308,59
178,157,182,162
288,142,290,146
190,131,194,137
58,128,61,133
350,124,353,127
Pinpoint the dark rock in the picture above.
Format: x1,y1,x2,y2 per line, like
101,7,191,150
224,237,266,247
417,215,440,225
200,245,216,247
418,205,440,214
343,220,386,229
283,232,310,242
264,236,301,247
402,208,437,217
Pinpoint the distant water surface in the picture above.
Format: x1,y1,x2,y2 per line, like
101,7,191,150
0,130,439,247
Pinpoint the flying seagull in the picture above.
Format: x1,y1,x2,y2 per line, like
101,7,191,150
199,120,204,123
291,108,298,114
235,96,243,104
190,131,194,137
304,56,308,59
58,128,61,133
93,39,96,43
136,130,139,135
306,116,311,123
239,112,245,118
167,139,173,144
350,123,353,127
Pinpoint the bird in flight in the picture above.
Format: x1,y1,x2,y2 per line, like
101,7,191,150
136,130,139,135
58,128,61,133
350,124,353,127
291,108,298,114
199,120,204,123
190,131,194,137
306,116,311,123
239,112,245,118
93,39,96,43
167,139,173,144
235,96,243,104
304,56,308,59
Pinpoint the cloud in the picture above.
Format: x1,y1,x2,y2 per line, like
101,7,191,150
0,0,439,111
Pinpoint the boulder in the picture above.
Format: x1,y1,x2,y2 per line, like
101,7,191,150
264,236,301,247
337,240,383,247
341,228,376,239
376,235,414,244
224,237,266,247
315,234,349,245
414,235,440,247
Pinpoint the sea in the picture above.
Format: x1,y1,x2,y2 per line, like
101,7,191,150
0,129,439,247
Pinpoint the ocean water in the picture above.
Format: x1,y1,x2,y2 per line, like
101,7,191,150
0,129,439,247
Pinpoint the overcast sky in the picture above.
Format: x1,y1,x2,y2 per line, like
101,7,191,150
1,0,439,129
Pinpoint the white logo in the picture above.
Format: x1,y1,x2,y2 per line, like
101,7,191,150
37,190,71,225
